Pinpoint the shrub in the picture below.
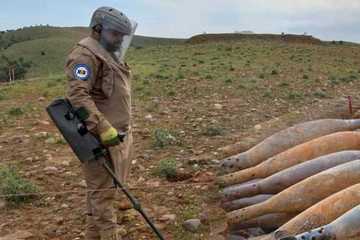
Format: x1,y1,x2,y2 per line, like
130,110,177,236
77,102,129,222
8,107,24,116
153,158,177,179
0,165,39,205
152,128,177,148
202,126,224,136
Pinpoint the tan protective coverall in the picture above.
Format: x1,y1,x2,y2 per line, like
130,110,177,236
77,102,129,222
65,36,133,240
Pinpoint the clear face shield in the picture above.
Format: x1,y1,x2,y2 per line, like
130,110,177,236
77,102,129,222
99,20,138,63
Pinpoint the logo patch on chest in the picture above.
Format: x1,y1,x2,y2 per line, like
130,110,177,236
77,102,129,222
73,64,91,81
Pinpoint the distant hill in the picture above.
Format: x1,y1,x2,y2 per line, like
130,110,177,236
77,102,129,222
1,26,357,80
0,26,185,78
234,30,255,34
0,26,185,49
187,33,323,44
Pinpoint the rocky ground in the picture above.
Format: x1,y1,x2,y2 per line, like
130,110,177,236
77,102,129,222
1,39,360,239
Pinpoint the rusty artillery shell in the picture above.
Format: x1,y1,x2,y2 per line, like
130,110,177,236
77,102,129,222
221,119,360,171
229,213,296,233
222,151,360,200
218,132,360,186
226,160,360,226
282,204,360,240
273,183,360,238
222,194,273,212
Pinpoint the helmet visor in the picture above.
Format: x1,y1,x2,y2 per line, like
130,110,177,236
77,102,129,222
116,20,138,62
100,20,137,63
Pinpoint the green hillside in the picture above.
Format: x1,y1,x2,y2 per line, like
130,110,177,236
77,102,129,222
0,26,185,79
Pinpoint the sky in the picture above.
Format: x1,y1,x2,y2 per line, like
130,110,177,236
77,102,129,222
1,0,359,42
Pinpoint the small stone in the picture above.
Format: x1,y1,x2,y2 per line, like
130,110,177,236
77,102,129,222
123,209,137,222
147,180,160,187
159,214,176,223
192,171,215,183
201,185,209,191
45,154,53,161
211,159,220,164
199,211,210,225
61,161,70,167
55,216,64,225
37,120,50,125
38,97,46,101
44,166,58,173
155,206,169,215
117,226,127,236
0,199,6,210
145,114,153,121
137,176,145,182
34,132,49,138
137,164,146,171
45,137,56,144
154,223,167,230
61,203,69,208
214,104,223,110
182,219,201,233
64,171,74,176
254,124,262,130
79,180,87,188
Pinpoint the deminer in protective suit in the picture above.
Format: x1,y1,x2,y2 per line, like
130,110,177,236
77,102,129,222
64,6,137,240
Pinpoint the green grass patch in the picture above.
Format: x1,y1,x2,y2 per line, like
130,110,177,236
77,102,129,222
287,91,304,101
313,90,328,98
0,91,7,101
7,107,25,116
152,128,178,148
202,125,224,137
153,158,177,179
0,165,39,205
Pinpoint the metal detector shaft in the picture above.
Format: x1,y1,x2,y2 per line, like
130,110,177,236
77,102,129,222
102,161,165,240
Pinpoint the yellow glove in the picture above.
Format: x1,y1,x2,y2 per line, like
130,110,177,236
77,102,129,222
100,127,120,146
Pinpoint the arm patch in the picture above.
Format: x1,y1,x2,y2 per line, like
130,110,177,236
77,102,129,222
73,64,91,81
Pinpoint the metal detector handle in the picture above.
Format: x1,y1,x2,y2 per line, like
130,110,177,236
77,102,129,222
102,161,165,240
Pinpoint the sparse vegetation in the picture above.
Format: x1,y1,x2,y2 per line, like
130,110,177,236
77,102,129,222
0,165,39,205
1,25,360,239
202,125,224,137
152,128,177,148
0,90,7,100
7,107,24,116
153,158,178,179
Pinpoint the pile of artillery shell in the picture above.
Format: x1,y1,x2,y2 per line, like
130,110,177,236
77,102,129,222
217,119,360,239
